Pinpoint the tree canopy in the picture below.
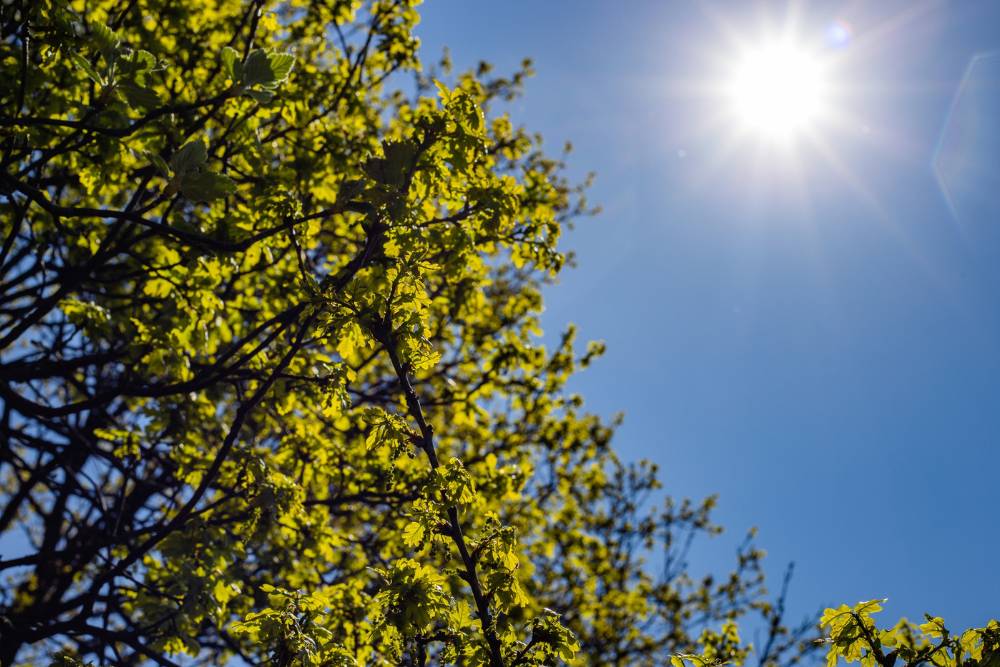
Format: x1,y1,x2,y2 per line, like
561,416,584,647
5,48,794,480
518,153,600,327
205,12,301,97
0,1,996,666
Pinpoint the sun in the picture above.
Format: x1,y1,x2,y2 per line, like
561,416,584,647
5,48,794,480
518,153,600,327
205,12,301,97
725,41,830,142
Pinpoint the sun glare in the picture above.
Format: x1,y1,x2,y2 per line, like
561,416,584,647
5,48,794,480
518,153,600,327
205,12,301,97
726,42,829,142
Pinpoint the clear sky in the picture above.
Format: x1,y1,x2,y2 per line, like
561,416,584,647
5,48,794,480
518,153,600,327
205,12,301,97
416,1,1000,630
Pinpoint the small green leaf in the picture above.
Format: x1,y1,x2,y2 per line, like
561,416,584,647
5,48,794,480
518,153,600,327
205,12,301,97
89,21,120,55
142,151,170,178
170,140,208,175
143,278,172,298
221,46,239,79
336,179,365,203
134,49,156,72
119,82,160,109
118,49,157,81
364,140,418,189
402,522,425,548
180,171,237,202
69,52,104,86
266,52,295,82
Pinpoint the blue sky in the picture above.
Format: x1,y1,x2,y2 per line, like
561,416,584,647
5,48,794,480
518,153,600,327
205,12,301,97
417,1,1000,630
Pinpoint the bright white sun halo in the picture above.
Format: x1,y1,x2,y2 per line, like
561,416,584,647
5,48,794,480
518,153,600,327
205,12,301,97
725,42,829,142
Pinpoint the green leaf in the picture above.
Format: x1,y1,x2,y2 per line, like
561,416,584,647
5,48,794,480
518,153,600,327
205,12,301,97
143,151,170,178
134,49,156,72
221,46,239,80
383,140,418,185
266,52,295,82
402,522,425,548
336,179,365,203
434,79,452,104
243,88,275,103
180,171,237,202
120,48,156,78
170,140,208,175
89,21,120,55
143,278,172,298
241,49,296,89
363,139,418,189
119,82,160,109
242,49,273,86
69,52,104,86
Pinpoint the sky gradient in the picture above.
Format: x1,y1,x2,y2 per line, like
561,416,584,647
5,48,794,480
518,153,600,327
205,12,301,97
417,1,1000,630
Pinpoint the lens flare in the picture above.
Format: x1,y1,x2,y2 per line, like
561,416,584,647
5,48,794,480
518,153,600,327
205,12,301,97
826,19,853,49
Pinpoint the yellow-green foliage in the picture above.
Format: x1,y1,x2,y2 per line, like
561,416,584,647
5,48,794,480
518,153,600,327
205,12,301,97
1,1,993,666
818,602,999,667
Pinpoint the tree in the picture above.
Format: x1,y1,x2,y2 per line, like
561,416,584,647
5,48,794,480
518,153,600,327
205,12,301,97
0,1,993,666
815,602,1000,667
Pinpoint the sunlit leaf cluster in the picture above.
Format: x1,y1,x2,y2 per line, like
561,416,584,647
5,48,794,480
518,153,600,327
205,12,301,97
816,602,1000,667
4,1,990,666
